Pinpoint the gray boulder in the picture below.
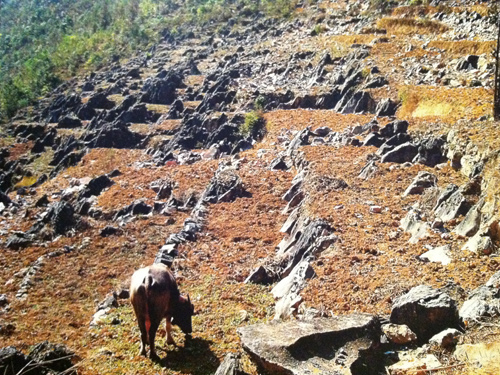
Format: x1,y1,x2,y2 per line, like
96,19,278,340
214,353,244,375
454,199,483,237
428,328,461,349
459,271,500,321
238,315,382,375
400,209,429,244
403,171,437,196
380,142,418,164
434,189,469,223
390,285,461,343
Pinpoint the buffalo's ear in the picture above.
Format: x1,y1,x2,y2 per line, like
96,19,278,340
187,294,191,304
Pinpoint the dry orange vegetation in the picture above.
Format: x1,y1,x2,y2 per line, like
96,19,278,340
298,143,496,315
397,86,492,123
7,141,34,161
428,40,495,56
392,5,491,18
377,17,449,35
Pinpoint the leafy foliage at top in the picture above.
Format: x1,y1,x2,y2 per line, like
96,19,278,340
0,0,297,122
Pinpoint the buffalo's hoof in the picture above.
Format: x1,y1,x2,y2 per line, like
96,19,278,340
149,353,161,362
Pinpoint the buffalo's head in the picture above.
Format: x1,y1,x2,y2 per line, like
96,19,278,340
172,294,194,336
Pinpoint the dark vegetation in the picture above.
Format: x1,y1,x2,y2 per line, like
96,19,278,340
0,0,297,122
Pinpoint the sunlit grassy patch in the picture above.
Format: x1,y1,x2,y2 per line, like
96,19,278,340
428,40,495,56
85,275,274,375
397,85,492,123
377,17,449,35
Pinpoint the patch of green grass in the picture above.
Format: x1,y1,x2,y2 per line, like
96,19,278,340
14,175,38,189
241,110,266,139
86,275,274,374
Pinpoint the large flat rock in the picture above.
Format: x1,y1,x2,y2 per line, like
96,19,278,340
238,314,381,375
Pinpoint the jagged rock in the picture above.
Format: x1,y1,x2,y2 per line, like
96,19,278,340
388,354,441,375
142,74,182,105
100,226,122,237
85,120,144,149
390,285,461,343
6,232,35,250
97,293,118,311
239,315,382,375
202,169,244,204
358,160,378,180
45,201,76,235
0,295,8,308
78,175,114,199
245,266,274,285
419,245,452,266
428,328,461,348
380,142,418,164
462,231,494,255
214,353,244,375
340,90,376,114
433,184,458,211
57,115,82,129
414,136,446,167
272,260,315,319
269,156,288,171
0,347,30,375
117,104,152,123
375,98,399,116
0,190,12,206
50,151,85,178
276,218,332,278
35,194,50,207
400,210,429,244
434,189,469,223
403,171,437,196
114,200,153,220
454,199,483,237
380,120,408,138
87,92,114,109
363,132,384,147
459,271,500,321
29,341,75,373
381,323,417,345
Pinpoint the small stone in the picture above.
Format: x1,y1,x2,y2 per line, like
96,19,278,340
431,219,443,229
0,294,8,308
382,323,418,344
419,245,452,266
370,205,382,213
429,328,461,348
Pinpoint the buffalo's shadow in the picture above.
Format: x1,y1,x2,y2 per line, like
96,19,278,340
157,337,220,374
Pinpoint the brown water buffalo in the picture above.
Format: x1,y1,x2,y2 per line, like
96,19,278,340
130,263,194,360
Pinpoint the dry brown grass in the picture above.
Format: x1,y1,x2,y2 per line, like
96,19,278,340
397,85,492,123
146,103,170,114
392,5,491,18
428,40,495,56
7,141,33,161
377,17,449,35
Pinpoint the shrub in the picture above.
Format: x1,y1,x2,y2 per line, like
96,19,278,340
241,110,266,139
14,175,38,189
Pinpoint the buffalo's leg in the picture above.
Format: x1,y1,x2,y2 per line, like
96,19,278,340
166,317,176,346
138,318,148,356
148,318,161,361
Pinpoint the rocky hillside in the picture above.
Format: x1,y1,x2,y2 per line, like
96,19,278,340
1,0,500,374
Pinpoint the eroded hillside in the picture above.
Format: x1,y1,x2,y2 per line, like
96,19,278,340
1,1,500,374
